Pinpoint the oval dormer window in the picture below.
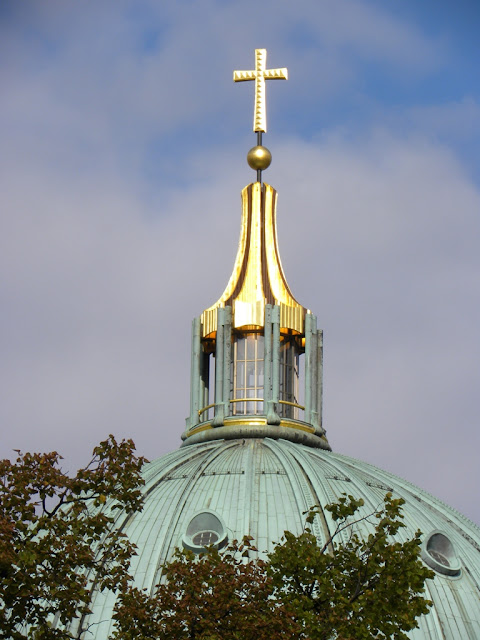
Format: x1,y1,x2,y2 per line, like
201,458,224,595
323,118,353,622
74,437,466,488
421,530,461,577
182,510,228,554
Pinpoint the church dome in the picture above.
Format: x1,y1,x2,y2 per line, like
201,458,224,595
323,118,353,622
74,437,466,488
69,50,480,640
79,438,480,639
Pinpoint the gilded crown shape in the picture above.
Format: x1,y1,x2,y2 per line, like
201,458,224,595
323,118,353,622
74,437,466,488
201,182,306,339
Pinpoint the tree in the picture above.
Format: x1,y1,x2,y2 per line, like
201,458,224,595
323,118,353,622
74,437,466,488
1,440,433,640
112,537,299,640
268,493,434,640
0,436,146,640
113,493,433,640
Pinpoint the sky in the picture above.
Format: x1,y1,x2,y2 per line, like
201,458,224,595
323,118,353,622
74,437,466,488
1,0,479,525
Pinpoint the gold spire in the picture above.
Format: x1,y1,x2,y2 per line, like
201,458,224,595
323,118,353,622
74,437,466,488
202,50,303,339
201,182,306,339
233,49,288,133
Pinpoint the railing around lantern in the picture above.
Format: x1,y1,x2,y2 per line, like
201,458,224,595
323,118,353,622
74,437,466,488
279,400,305,410
197,399,305,420
198,403,215,418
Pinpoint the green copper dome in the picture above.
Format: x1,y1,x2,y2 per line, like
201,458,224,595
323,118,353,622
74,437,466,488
71,438,480,639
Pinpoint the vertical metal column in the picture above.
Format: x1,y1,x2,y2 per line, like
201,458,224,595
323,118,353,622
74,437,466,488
304,312,316,425
311,322,319,429
189,316,202,429
264,304,273,408
267,304,281,425
213,307,225,426
316,329,324,434
222,306,232,418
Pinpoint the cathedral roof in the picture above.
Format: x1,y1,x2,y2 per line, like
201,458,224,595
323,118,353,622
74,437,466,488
65,49,480,640
77,438,480,639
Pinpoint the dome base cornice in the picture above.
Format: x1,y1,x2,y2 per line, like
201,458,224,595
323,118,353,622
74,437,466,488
180,416,331,450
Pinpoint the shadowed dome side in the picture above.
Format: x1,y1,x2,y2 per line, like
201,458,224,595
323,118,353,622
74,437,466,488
72,439,480,640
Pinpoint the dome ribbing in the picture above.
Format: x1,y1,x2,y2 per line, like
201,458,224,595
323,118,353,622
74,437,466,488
73,439,480,639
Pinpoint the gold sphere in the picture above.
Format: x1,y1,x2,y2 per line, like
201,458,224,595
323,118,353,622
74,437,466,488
247,145,272,171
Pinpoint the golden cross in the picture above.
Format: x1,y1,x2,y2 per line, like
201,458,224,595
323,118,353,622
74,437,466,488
233,49,288,133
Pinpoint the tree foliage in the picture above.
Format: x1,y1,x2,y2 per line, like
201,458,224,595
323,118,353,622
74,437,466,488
1,438,434,640
113,493,434,640
268,493,434,640
0,436,146,640
113,537,299,640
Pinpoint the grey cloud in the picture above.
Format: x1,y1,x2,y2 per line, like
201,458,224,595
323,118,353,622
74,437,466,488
0,1,478,529
4,130,479,524
270,135,480,523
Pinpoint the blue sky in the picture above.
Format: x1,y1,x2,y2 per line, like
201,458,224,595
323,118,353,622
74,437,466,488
1,0,479,525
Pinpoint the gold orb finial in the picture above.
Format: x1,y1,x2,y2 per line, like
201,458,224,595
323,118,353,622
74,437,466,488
247,145,272,171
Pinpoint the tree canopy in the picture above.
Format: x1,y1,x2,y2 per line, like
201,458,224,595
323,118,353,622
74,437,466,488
1,439,434,640
113,493,434,640
267,494,434,640
0,436,146,640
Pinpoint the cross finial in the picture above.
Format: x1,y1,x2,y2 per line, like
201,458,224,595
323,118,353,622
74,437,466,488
234,49,288,133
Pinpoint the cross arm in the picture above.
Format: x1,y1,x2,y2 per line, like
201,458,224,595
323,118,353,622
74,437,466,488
233,70,257,82
263,68,288,80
